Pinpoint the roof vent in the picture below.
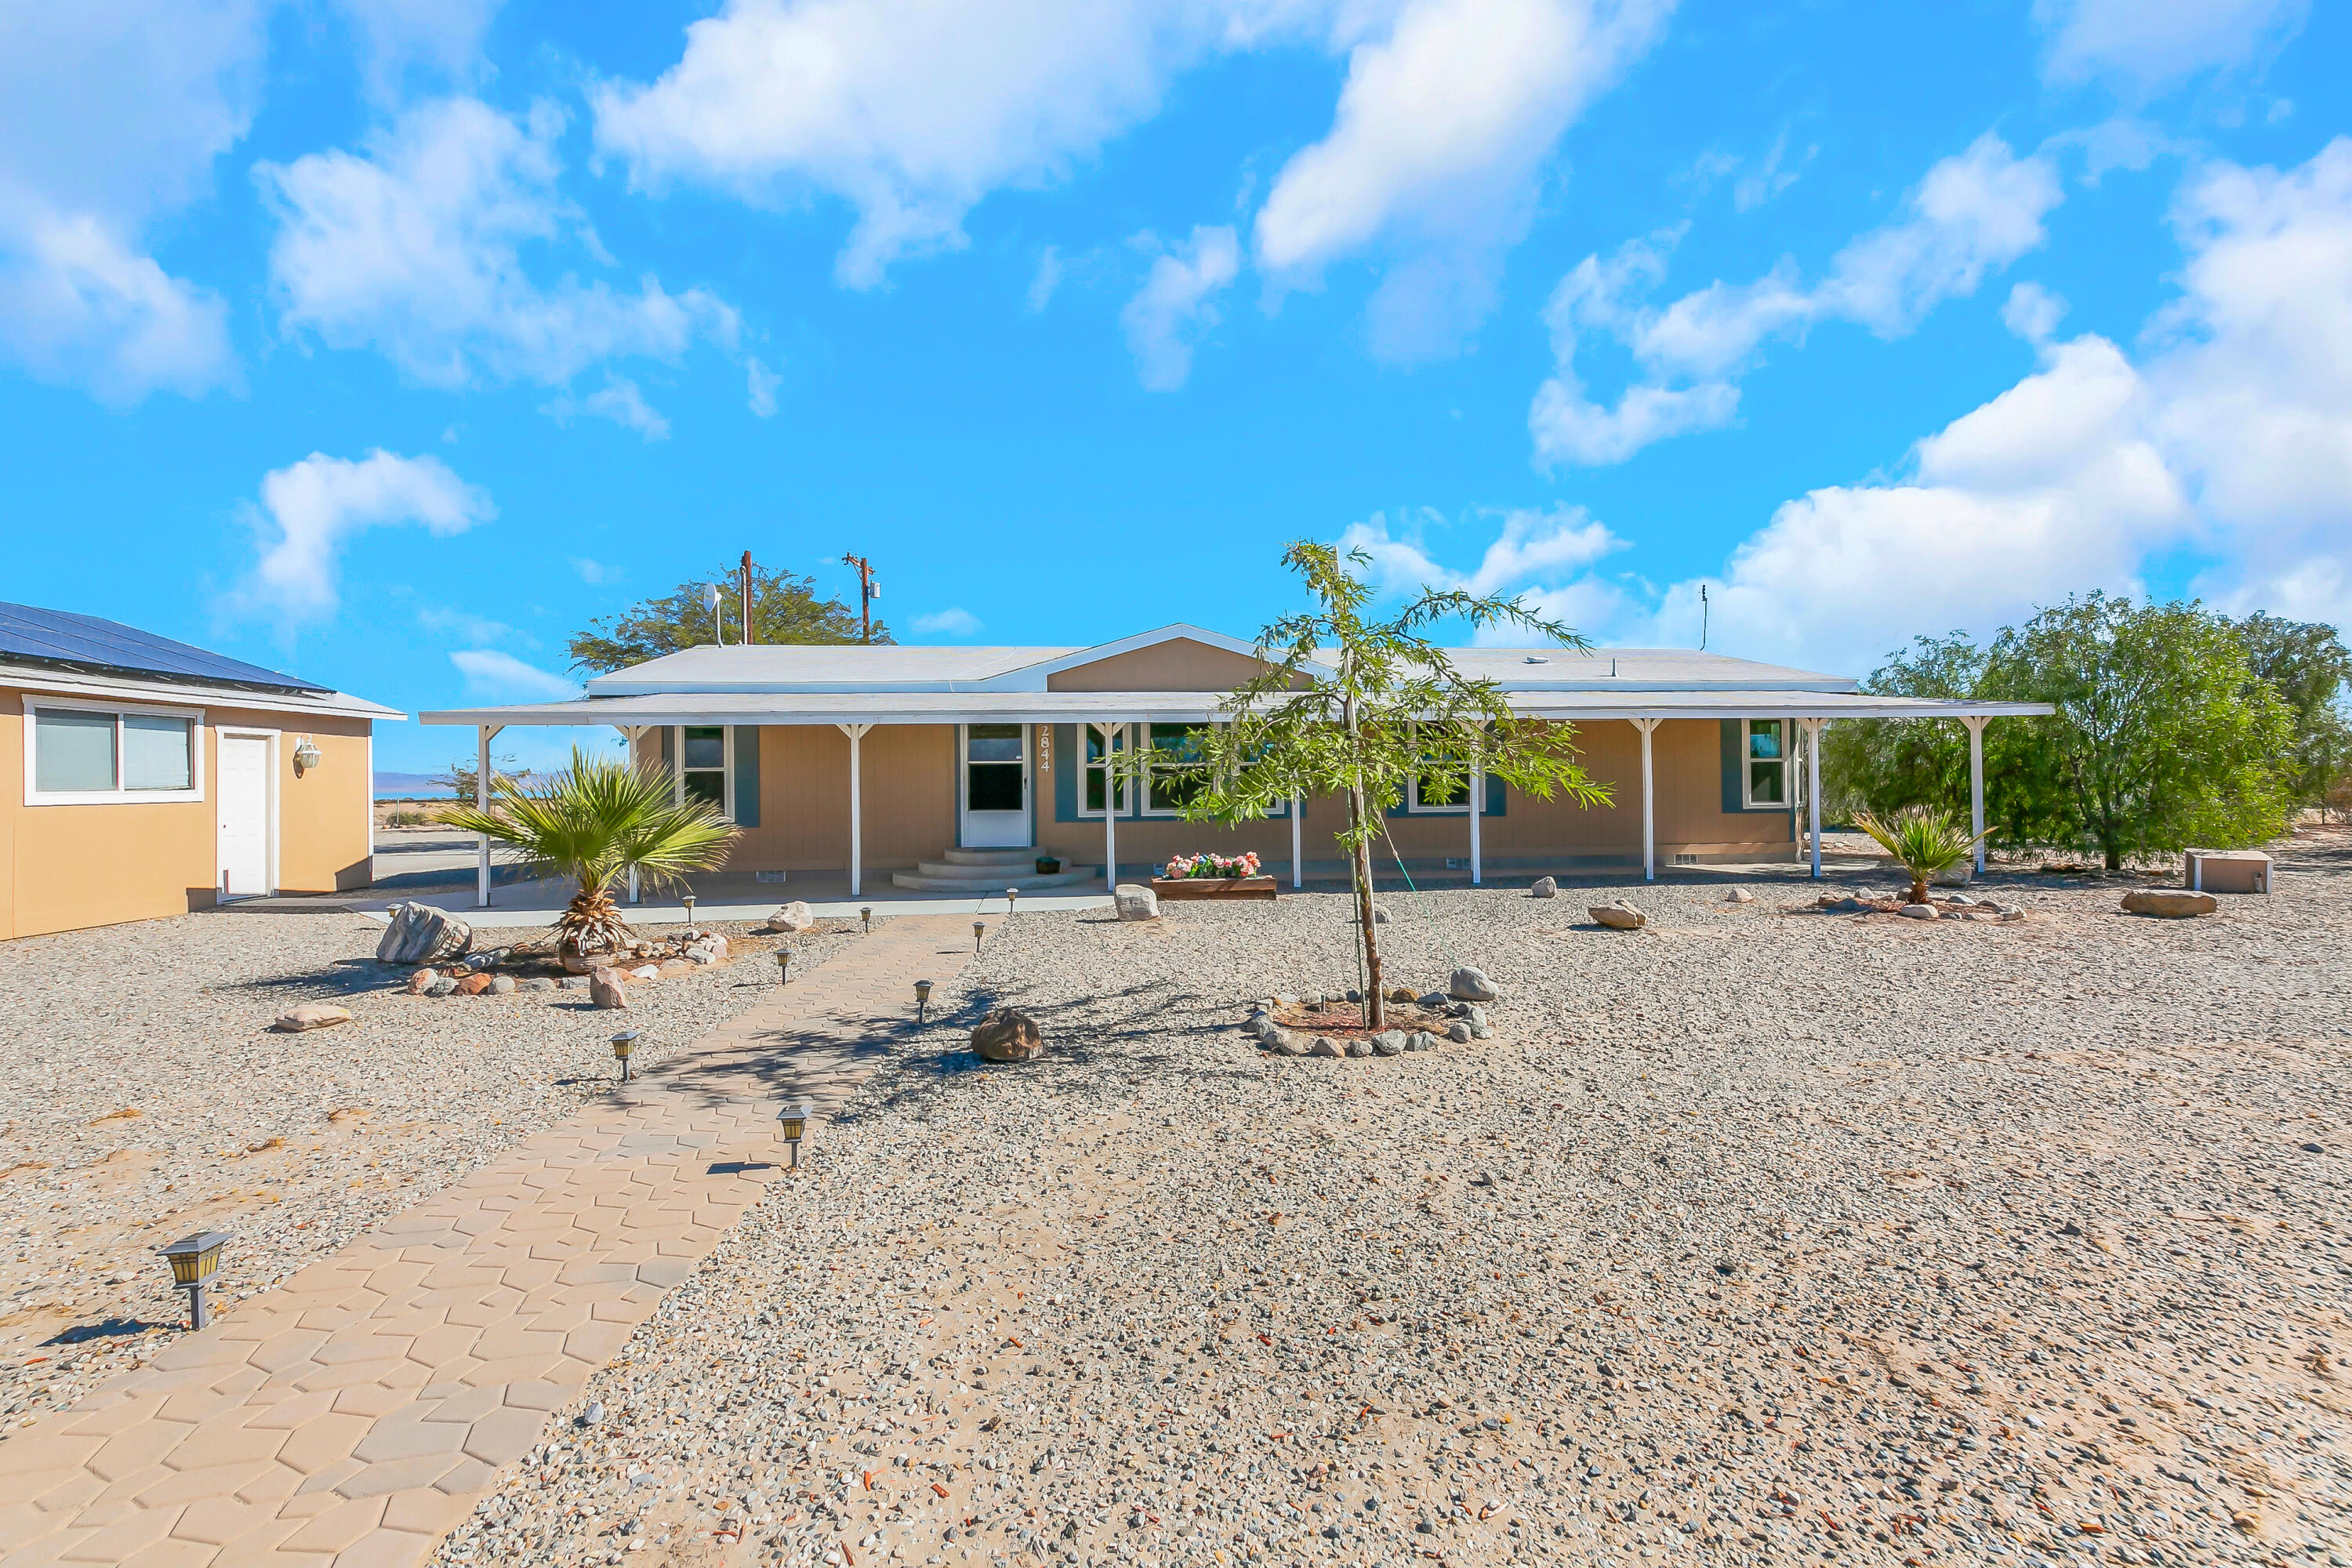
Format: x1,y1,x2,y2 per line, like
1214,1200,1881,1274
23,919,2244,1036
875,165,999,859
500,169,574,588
1523,655,1548,665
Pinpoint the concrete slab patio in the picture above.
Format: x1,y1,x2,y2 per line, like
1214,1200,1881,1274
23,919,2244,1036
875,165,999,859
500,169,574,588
0,913,993,1568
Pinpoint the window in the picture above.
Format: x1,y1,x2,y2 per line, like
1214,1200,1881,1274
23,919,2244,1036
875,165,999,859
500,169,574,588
964,724,1025,813
25,701,201,804
1081,724,1129,817
678,726,728,811
1406,727,1474,814
1143,724,1208,816
1742,719,1787,808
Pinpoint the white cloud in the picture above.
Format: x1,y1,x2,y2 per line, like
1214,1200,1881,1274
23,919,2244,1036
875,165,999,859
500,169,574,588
1531,134,2063,468
1256,0,1674,358
417,605,521,644
259,97,738,390
2036,0,2307,93
1028,246,1064,312
333,0,504,104
1339,504,1624,597
1733,128,1813,212
2001,281,2068,343
545,374,672,440
911,607,983,636
240,450,495,622
568,557,621,584
746,355,780,416
1121,225,1240,390
592,0,1210,289
449,649,576,700
0,0,263,401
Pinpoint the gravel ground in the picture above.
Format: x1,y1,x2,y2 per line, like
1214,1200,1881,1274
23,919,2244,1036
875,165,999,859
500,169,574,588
0,907,855,1425
430,829,2352,1568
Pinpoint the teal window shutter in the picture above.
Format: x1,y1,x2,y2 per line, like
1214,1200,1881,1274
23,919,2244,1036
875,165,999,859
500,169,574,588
1053,724,1078,822
1719,720,1742,814
1484,771,1505,817
731,728,760,826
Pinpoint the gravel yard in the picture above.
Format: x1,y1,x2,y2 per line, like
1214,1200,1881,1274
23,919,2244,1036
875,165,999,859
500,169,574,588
0,907,853,1425
431,830,2352,1568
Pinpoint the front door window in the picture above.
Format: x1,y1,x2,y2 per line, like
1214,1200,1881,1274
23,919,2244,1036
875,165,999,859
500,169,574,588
965,724,1025,811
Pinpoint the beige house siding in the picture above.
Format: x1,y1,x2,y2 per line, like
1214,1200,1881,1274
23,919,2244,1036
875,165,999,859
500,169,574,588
1046,639,1278,693
2,693,374,942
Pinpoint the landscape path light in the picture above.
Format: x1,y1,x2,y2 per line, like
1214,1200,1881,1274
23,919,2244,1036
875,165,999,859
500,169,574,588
611,1030,640,1083
972,920,985,953
861,906,873,934
777,1101,811,1168
1006,887,1019,914
159,1231,230,1330
681,894,696,936
775,949,792,987
914,979,934,1022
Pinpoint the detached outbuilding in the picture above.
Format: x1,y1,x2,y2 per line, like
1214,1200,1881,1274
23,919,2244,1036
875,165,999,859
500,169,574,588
1,602,400,939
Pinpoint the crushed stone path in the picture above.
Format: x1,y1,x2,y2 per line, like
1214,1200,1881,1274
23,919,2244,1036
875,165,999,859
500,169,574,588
0,914,989,1568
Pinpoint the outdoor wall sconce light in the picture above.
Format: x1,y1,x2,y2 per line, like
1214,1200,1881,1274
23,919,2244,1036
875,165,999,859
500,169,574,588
775,949,791,987
777,1101,810,1167
290,736,322,776
914,978,934,1021
159,1231,230,1330
972,920,985,953
861,906,873,933
611,1030,639,1083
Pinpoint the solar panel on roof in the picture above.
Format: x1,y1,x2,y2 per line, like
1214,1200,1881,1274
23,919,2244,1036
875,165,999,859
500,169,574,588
0,602,330,693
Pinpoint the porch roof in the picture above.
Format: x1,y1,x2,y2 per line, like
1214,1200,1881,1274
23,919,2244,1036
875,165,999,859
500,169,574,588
420,689,2052,727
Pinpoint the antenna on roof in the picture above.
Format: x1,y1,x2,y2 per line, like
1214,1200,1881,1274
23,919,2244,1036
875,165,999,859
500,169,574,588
702,581,725,647
1700,584,1710,652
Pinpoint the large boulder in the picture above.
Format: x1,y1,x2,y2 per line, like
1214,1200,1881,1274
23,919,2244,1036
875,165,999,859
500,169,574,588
1113,884,1160,921
1588,901,1645,931
764,901,815,933
1448,965,1497,1002
589,968,630,1010
2122,888,2220,919
971,1008,1045,1063
272,1004,352,1032
376,902,472,965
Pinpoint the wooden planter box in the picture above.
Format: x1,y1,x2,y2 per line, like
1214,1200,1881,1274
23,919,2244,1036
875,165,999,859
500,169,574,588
1150,875,1278,902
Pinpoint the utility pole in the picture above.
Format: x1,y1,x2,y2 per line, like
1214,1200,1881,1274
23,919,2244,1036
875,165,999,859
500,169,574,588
841,554,879,644
740,550,754,644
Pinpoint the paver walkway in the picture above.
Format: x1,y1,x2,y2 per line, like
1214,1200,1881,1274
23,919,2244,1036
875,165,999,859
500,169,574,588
0,915,989,1568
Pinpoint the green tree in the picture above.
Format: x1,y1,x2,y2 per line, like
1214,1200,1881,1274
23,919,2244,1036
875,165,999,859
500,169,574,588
1820,633,1986,822
2233,613,2352,807
432,752,532,802
436,746,739,958
1983,593,2295,869
568,563,888,673
1143,543,1611,1030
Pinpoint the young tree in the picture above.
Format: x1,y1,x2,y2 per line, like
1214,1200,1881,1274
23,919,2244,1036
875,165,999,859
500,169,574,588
1983,593,2295,869
2233,613,2352,808
568,563,887,673
1150,543,1612,1030
433,753,532,801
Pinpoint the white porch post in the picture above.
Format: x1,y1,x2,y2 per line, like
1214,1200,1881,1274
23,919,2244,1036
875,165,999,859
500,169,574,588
474,724,502,908
1098,720,1117,891
1632,717,1661,883
837,723,873,897
1290,795,1303,890
1468,756,1483,887
1801,717,1824,880
1963,715,1989,873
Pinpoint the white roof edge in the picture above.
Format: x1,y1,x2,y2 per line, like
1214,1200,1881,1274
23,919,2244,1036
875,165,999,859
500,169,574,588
971,623,1330,690
2,662,404,720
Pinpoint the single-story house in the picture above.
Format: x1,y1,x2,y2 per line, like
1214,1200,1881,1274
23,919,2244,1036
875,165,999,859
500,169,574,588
421,625,2049,903
2,603,399,939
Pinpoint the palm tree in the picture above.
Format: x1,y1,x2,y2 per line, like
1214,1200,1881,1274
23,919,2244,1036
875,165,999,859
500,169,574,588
437,746,739,960
1852,805,1994,906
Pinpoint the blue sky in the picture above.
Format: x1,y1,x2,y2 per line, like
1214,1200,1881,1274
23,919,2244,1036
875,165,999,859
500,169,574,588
4,0,2347,776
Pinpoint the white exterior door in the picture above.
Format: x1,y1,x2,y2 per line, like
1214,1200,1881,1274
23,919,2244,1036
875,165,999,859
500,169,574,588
217,734,271,897
959,724,1030,848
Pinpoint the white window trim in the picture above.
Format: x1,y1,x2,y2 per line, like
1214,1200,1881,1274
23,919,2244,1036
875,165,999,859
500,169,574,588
1078,723,1131,819
22,695,208,806
215,727,281,898
1140,722,1203,818
1740,719,1790,811
673,724,735,818
1406,729,1474,815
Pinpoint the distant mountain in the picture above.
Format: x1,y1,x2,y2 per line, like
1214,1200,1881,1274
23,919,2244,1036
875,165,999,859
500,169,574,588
375,771,455,799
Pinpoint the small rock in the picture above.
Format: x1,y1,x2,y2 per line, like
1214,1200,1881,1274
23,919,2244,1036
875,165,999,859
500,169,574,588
1417,991,1448,1009
764,901,815,933
1385,986,1416,1004
577,1400,605,1428
1898,903,1940,920
453,973,492,996
630,964,662,981
971,1008,1046,1063
557,975,590,991
1265,1030,1308,1057
1464,1004,1490,1029
589,969,629,1010
1309,1036,1344,1058
426,976,459,997
2121,888,2219,918
1372,905,1391,924
488,975,516,994
1345,988,1363,1003
520,978,557,992
1405,1031,1437,1052
375,902,473,965
1726,887,1755,903
1444,1021,1474,1044
1589,901,1645,930
1824,896,1868,914
1448,965,1497,1002
405,968,439,996
1470,1022,1494,1040
271,1004,353,1032
1113,883,1160,921
1343,1038,1371,1058
1530,876,1557,898
1370,1031,1407,1057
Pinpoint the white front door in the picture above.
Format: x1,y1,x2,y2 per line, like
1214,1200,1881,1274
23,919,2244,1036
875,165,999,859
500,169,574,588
960,724,1030,848
217,733,272,897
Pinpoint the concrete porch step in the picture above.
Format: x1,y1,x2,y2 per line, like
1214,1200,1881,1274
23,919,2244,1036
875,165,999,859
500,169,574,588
938,847,1048,867
889,866,1101,893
